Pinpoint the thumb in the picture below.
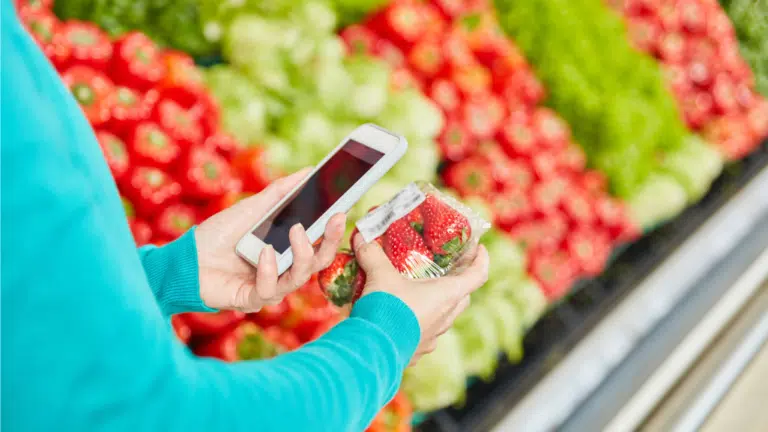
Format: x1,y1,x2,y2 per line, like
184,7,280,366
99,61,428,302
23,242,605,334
353,234,395,276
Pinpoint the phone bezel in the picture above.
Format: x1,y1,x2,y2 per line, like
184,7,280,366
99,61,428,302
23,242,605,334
235,123,407,275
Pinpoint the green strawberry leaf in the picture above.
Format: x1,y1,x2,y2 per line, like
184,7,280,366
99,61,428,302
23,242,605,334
434,253,453,269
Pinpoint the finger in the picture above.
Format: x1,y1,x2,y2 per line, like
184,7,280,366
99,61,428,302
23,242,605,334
313,213,347,271
251,246,278,307
352,233,396,276
437,296,471,335
236,168,313,213
277,224,314,293
444,245,489,298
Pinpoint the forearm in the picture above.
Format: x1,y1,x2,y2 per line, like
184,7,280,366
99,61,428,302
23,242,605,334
138,228,214,315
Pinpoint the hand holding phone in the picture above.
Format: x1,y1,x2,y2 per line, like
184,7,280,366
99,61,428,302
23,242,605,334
236,124,408,275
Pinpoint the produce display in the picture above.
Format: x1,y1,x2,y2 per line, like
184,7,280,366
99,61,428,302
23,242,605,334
613,0,768,160
19,0,767,427
720,0,768,96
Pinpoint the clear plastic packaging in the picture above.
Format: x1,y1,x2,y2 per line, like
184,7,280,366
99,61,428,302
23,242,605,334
319,182,491,306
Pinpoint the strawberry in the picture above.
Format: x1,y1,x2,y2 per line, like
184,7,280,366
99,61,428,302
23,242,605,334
627,16,660,53
318,252,365,306
421,194,472,257
678,0,706,34
531,177,569,216
383,218,434,274
594,196,637,241
499,68,545,105
495,157,533,191
531,151,559,180
451,64,492,98
373,39,406,68
687,60,713,88
711,73,739,115
405,207,425,235
366,2,427,50
429,79,461,114
442,157,495,198
682,91,714,129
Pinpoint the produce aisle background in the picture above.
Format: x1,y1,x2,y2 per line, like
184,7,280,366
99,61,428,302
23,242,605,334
15,0,768,429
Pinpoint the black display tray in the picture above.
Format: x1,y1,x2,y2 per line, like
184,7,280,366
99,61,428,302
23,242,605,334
416,141,768,432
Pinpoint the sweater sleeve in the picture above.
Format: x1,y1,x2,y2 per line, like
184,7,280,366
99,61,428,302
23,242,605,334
138,228,216,315
0,7,420,432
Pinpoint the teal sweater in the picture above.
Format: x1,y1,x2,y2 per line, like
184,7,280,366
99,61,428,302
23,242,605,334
0,6,420,432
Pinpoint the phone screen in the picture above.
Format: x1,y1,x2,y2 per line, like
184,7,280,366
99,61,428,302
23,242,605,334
252,140,384,253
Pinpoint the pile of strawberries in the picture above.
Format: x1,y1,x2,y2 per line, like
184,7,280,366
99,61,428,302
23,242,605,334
618,0,768,159
341,0,639,300
18,1,278,246
320,192,474,306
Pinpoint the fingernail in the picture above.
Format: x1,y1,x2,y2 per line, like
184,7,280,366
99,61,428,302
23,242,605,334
261,245,273,259
293,223,305,235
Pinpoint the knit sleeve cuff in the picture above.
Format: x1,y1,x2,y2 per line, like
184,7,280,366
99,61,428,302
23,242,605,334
139,227,216,315
350,292,421,367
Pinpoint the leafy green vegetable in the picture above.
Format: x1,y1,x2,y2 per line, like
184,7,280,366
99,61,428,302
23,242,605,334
402,329,466,412
453,304,501,380
628,173,689,228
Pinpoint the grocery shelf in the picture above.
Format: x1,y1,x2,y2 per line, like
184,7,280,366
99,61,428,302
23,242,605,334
416,141,768,432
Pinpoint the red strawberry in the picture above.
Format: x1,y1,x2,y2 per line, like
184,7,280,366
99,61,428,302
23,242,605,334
594,196,638,241
408,38,444,79
451,64,492,99
683,91,714,129
421,194,472,257
499,68,545,106
497,113,537,158
462,93,506,139
580,170,608,196
318,252,365,306
366,2,427,50
383,218,434,274
495,157,534,191
679,0,706,34
557,145,588,173
405,207,425,235
531,151,559,180
711,73,739,115
442,157,495,198
687,60,713,88
531,177,569,215
627,16,660,53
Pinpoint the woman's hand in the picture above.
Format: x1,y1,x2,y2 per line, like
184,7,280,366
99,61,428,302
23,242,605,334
195,169,346,312
352,234,489,365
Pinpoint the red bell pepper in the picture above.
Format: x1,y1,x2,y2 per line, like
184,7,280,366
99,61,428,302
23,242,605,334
494,157,533,192
153,203,197,241
152,98,204,148
340,24,377,55
531,177,570,216
439,30,476,74
407,38,444,80
195,322,299,361
428,78,461,114
178,147,236,201
366,392,413,432
95,130,130,182
366,2,427,50
128,122,181,169
129,218,153,246
203,191,252,219
564,227,611,277
20,9,70,70
232,147,275,194
561,190,596,226
531,108,570,149
499,68,545,106
111,31,166,91
490,189,532,231
462,93,505,139
531,151,559,180
59,21,112,70
580,170,608,196
556,145,587,173
528,249,577,301
437,119,474,162
281,279,341,343
187,91,221,139
61,65,114,127
204,131,243,161
497,112,536,158
125,166,181,217
451,64,492,99
594,196,638,241
442,156,495,198
181,310,245,337
171,315,192,345
157,51,206,108
108,87,156,136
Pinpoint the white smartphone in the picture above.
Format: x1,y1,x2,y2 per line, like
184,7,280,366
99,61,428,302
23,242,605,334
236,123,408,275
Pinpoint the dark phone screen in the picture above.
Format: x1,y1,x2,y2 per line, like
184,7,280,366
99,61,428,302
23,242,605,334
253,140,384,253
